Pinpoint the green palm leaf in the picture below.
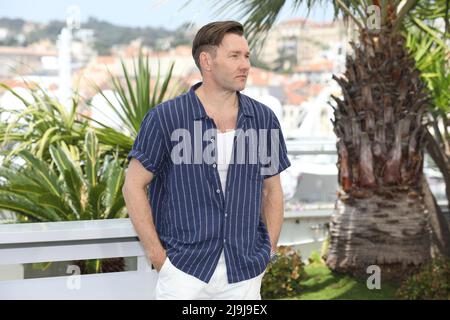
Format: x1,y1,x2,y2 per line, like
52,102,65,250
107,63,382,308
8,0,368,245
0,191,61,222
84,130,99,188
49,145,84,217
37,194,70,220
103,156,126,219
86,50,179,139
19,150,62,196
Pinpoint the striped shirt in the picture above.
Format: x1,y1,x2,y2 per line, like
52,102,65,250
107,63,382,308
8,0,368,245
127,82,291,283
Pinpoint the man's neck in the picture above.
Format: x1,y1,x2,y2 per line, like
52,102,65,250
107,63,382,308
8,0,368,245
195,81,238,112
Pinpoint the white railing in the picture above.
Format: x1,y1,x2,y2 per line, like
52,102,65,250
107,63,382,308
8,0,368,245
0,219,157,300
0,211,334,300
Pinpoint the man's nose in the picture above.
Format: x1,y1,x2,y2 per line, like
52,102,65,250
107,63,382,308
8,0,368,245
240,57,250,71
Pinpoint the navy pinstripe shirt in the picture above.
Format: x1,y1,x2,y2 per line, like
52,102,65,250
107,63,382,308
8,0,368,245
127,82,291,283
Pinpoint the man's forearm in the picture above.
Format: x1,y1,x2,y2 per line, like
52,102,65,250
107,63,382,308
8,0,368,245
261,185,284,251
122,184,165,258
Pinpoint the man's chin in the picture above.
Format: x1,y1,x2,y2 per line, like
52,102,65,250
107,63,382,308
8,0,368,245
222,80,246,92
235,82,246,91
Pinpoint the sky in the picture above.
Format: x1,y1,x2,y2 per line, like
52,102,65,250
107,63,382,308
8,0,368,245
0,0,335,30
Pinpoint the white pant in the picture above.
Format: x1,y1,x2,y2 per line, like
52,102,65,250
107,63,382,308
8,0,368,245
155,250,265,300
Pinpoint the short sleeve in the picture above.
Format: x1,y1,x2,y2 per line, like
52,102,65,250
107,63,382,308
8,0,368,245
261,112,291,179
127,109,168,175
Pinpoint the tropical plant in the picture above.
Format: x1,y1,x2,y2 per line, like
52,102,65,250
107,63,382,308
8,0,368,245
203,0,450,279
0,130,127,273
1,50,184,163
396,256,450,299
327,19,440,278
0,131,125,222
406,29,450,208
0,50,180,272
0,51,183,223
261,246,306,299
86,50,185,158
325,1,450,278
0,49,183,273
0,83,88,163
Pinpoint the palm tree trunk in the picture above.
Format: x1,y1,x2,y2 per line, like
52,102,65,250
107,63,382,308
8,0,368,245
327,188,430,277
326,177,450,279
326,22,450,280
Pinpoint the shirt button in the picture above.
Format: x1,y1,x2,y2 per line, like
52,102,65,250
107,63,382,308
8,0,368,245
212,163,216,168
223,239,227,243
216,189,220,194
225,213,228,218
210,138,215,142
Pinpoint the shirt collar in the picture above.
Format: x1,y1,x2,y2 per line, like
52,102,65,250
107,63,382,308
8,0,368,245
188,82,254,120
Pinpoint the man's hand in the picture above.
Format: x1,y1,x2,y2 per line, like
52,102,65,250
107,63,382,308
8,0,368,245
150,249,168,272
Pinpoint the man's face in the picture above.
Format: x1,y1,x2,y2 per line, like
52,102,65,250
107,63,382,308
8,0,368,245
209,33,251,92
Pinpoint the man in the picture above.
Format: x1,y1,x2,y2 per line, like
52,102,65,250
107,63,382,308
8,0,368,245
122,20,291,300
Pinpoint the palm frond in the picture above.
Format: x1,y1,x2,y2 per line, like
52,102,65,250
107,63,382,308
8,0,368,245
49,145,84,217
89,50,178,138
20,150,63,196
103,155,126,219
84,130,99,188
0,191,62,222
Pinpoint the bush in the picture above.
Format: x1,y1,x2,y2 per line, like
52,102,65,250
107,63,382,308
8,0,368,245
308,250,324,265
396,256,450,300
261,246,307,299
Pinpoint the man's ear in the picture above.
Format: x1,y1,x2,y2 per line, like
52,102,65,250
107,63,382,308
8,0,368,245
200,51,212,72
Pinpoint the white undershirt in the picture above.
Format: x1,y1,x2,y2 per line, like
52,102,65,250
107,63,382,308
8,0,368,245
216,129,236,194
